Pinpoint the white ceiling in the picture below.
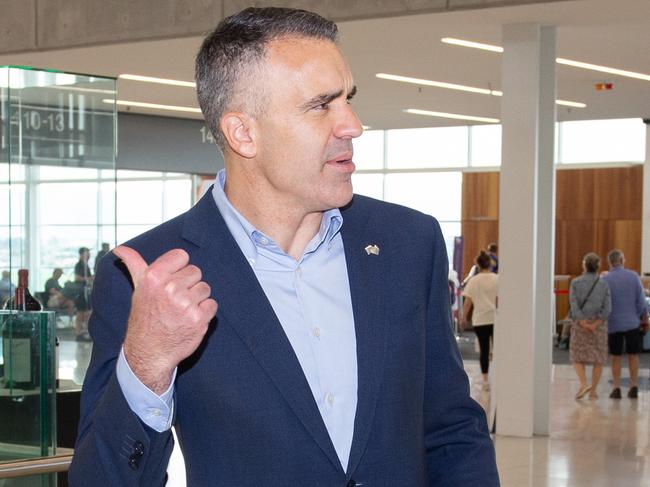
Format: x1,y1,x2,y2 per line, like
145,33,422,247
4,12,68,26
1,0,648,129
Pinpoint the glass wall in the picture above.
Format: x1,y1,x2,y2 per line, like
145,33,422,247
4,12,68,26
1,66,117,303
352,118,646,263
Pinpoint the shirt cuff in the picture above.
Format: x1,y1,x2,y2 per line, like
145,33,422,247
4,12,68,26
115,346,176,432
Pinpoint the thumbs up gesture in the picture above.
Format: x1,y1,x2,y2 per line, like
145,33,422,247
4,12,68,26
114,246,218,395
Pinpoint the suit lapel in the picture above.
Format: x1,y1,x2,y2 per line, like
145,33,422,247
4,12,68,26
340,200,390,475
182,192,343,473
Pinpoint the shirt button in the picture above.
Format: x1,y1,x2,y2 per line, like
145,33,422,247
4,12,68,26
148,408,161,417
312,327,321,338
259,236,269,246
326,393,335,406
296,267,302,277
247,258,255,268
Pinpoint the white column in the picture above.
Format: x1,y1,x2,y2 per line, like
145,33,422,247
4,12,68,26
495,23,556,437
642,121,650,275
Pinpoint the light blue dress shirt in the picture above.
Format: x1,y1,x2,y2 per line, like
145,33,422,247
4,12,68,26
116,169,358,470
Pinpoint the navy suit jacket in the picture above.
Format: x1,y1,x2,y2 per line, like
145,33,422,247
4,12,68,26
69,192,499,486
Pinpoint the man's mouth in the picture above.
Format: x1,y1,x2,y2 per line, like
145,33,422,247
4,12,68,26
326,152,355,171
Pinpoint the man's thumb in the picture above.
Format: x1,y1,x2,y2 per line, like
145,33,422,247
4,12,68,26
113,246,148,288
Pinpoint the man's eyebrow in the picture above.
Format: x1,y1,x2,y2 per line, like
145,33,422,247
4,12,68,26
299,86,357,110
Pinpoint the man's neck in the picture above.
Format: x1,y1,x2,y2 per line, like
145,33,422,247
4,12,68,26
224,171,323,260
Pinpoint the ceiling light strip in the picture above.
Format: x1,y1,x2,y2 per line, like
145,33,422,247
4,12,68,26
118,74,196,87
442,37,650,82
405,108,499,123
377,73,584,107
103,99,202,113
376,73,495,95
441,37,503,53
555,58,650,82
555,99,587,108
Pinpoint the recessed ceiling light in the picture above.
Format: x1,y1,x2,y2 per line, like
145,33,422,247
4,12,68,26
405,108,499,124
103,99,202,114
441,37,650,82
119,74,196,87
377,73,585,108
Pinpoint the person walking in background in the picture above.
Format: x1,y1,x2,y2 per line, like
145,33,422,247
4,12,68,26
462,251,498,390
569,253,611,400
602,249,648,399
462,242,498,288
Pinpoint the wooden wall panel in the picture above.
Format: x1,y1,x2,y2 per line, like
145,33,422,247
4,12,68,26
555,220,597,276
462,166,643,277
462,172,499,220
595,220,641,272
592,166,642,220
556,169,594,220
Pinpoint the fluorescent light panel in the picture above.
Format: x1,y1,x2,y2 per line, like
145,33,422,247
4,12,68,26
119,74,196,87
442,37,650,82
103,99,202,114
405,108,499,124
376,73,585,108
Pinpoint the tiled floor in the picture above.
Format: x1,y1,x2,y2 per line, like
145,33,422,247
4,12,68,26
57,333,650,485
465,361,650,487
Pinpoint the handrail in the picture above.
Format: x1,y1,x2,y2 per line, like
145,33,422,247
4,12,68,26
0,454,73,479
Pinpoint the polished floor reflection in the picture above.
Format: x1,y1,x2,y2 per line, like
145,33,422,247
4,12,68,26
466,361,650,487
59,333,650,486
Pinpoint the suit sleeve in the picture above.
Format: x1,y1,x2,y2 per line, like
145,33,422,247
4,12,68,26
68,253,174,486
423,221,500,486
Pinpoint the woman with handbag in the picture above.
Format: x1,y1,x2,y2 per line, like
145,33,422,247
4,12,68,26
462,251,498,390
569,252,611,400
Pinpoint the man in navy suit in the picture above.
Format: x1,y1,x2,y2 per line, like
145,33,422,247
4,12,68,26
69,7,499,486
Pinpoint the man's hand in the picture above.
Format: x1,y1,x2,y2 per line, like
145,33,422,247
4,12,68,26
114,246,218,395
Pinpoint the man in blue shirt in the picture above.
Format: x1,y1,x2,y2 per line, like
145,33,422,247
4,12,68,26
69,7,498,486
603,249,648,399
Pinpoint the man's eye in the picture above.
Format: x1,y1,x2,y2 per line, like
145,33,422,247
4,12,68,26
314,103,330,111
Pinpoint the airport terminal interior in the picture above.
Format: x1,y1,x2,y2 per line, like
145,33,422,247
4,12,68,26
1,0,650,485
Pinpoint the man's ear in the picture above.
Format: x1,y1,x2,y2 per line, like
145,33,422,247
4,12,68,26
220,112,257,158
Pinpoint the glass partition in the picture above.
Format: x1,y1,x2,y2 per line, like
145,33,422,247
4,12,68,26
1,66,117,477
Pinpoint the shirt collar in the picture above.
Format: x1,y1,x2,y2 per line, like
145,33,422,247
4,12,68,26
211,169,343,258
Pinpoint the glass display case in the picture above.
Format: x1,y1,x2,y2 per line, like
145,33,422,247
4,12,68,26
0,311,56,456
1,66,117,484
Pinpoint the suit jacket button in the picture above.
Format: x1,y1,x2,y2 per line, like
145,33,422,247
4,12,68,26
133,441,145,457
346,481,356,487
128,454,139,470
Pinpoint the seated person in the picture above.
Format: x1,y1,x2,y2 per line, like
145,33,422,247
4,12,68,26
44,268,75,317
0,270,15,306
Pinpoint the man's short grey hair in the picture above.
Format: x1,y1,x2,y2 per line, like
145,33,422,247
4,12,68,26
195,7,338,151
607,249,624,266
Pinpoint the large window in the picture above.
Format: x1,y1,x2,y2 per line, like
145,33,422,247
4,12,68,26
0,165,193,292
351,118,646,265
558,118,646,164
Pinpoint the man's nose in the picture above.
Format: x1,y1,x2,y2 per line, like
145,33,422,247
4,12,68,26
335,104,363,139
